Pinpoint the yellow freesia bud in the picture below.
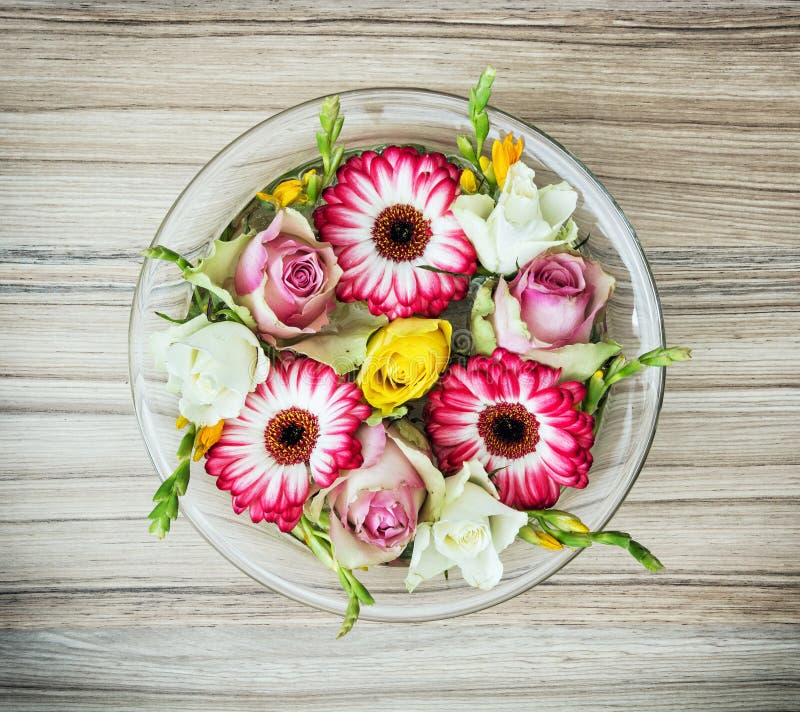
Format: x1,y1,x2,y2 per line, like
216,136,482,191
534,530,564,550
175,415,189,430
546,510,590,534
193,420,225,461
357,318,452,416
256,179,307,208
459,168,478,194
492,133,524,189
478,155,496,186
301,169,318,186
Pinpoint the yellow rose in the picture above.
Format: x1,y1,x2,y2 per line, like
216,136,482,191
357,318,452,416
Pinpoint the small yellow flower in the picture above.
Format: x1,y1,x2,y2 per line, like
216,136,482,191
301,169,318,186
478,155,497,186
175,415,189,430
491,133,524,189
533,530,564,550
257,179,307,208
193,420,225,461
460,168,478,194
547,511,590,534
357,318,452,416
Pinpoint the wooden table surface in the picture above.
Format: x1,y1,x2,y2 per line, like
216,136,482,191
1,2,798,709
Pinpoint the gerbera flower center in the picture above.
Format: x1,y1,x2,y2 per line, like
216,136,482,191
264,407,320,465
371,204,432,262
477,402,540,459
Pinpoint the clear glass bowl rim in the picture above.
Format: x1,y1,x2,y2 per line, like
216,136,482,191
129,87,666,622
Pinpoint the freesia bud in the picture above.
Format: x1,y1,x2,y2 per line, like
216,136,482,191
544,510,590,533
460,168,479,194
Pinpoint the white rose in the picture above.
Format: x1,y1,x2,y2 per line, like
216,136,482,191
150,314,269,426
451,161,579,275
405,460,528,592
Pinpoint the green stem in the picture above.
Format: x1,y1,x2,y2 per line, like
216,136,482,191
292,513,375,637
522,509,664,572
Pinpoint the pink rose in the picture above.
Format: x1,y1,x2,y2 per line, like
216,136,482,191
493,251,615,352
325,424,428,568
235,209,342,344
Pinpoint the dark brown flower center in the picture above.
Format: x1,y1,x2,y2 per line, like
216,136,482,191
477,402,539,459
372,204,432,262
264,407,319,465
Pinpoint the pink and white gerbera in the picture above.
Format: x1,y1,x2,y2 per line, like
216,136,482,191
205,356,371,531
313,145,477,319
424,348,594,510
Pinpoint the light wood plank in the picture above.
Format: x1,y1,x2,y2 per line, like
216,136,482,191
1,2,799,710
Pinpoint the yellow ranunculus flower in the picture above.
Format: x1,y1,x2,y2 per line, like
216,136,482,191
357,318,452,416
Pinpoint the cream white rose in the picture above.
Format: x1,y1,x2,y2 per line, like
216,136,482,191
451,161,579,275
150,314,269,426
405,460,528,592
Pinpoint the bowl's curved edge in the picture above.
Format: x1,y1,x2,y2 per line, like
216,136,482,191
129,88,667,623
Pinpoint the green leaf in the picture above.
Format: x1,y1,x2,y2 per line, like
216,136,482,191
329,145,345,177
468,87,478,119
155,310,191,325
418,265,472,277
148,457,191,538
365,405,408,426
337,594,360,639
457,135,477,164
475,112,490,144
148,500,169,520
604,353,627,380
176,426,197,459
151,473,176,503
280,301,388,375
174,458,191,496
528,341,623,383
336,565,352,594
165,493,179,519
142,246,193,272
320,95,340,125
470,278,499,355
474,66,496,108
582,369,608,415
299,517,336,570
182,232,258,330
316,130,329,156
331,115,344,144
149,516,170,539
344,569,375,606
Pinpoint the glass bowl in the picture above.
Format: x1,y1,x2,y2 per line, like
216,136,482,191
129,89,665,622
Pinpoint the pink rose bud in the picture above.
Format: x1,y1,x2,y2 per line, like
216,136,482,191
499,251,615,351
235,209,342,343
326,424,427,569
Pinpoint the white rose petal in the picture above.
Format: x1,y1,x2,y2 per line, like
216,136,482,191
405,460,528,593
405,524,453,593
451,161,579,275
150,314,268,426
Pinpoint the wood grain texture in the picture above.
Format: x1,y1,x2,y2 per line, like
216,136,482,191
1,1,799,709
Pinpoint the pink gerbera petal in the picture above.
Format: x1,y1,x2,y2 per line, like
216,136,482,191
424,348,595,510
314,146,477,319
205,356,371,531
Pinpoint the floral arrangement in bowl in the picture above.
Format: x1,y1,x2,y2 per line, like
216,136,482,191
139,68,690,636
